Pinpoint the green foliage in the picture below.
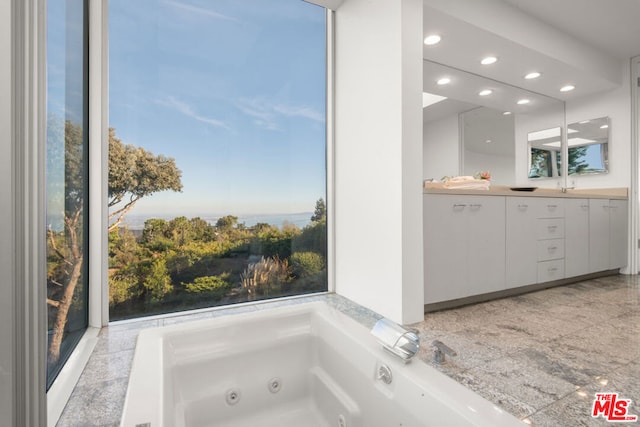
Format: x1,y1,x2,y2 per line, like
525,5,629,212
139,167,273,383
290,252,325,278
216,215,238,230
142,258,172,302
293,219,327,257
568,146,589,174
108,200,328,319
311,198,326,222
109,273,141,305
182,273,232,299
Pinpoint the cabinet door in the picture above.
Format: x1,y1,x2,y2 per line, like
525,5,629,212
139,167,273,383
424,195,468,304
537,199,564,218
465,196,506,296
506,197,537,287
565,199,590,277
609,199,628,269
589,199,610,273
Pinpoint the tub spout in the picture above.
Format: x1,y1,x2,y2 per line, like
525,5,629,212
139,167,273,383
371,318,420,363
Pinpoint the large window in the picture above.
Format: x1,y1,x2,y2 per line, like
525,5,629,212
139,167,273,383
45,0,89,389
108,0,327,320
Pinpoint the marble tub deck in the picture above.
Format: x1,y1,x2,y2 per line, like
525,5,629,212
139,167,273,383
57,275,640,426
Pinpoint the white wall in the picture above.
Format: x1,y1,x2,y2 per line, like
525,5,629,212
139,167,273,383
0,0,13,422
334,0,424,324
423,114,459,180
463,151,514,184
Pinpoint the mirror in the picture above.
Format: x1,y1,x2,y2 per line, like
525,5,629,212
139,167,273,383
461,107,515,184
567,117,610,175
423,60,565,185
528,127,562,179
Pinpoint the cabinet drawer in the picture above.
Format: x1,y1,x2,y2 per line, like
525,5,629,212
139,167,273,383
536,218,565,240
537,259,564,282
537,239,564,261
537,200,564,218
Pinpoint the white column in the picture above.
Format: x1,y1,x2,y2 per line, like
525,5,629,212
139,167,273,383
89,0,110,328
0,0,15,423
9,0,49,425
334,0,424,324
631,56,640,274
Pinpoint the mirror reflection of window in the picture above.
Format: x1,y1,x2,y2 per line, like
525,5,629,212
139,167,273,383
528,127,562,179
567,117,610,175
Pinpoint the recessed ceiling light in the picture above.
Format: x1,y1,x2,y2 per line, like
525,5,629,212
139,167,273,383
437,77,451,85
525,72,541,79
600,124,609,129
503,111,512,115
517,99,530,105
560,85,575,92
485,139,492,143
424,35,441,45
479,89,493,96
579,120,590,124
481,56,497,65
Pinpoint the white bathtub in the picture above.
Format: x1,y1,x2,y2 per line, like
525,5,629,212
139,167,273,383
121,302,524,427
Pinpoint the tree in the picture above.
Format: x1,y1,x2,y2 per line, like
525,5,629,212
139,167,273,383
216,215,238,231
311,198,326,222
108,128,183,232
47,119,87,367
142,258,172,302
568,146,589,175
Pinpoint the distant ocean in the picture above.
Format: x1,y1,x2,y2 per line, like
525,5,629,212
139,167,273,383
120,212,314,230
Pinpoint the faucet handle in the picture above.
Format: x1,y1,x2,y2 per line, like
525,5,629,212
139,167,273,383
432,340,457,364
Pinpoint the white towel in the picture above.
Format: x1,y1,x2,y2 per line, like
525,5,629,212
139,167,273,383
443,179,490,190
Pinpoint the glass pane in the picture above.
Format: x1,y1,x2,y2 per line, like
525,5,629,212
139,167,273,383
46,0,89,389
108,0,327,320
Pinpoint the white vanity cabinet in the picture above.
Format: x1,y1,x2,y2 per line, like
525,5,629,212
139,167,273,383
610,200,629,269
590,199,629,272
506,197,565,286
423,194,506,304
564,199,590,277
424,192,628,307
505,197,537,287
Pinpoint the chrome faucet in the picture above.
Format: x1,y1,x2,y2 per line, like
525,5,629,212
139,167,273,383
432,340,457,364
561,186,575,193
371,318,420,363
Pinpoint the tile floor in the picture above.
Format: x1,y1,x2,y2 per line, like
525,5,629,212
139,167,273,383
56,275,639,426
412,275,640,426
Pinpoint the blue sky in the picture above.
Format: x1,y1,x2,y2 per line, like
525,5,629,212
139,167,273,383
109,0,326,216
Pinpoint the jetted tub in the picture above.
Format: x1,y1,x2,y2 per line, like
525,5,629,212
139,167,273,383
121,302,524,427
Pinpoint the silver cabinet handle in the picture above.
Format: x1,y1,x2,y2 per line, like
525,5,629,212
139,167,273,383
548,225,558,231
548,246,558,251
452,204,466,208
581,205,589,209
517,204,528,208
547,204,558,208
548,267,558,272
469,204,482,208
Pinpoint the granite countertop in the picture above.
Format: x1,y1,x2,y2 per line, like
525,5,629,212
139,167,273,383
423,183,628,200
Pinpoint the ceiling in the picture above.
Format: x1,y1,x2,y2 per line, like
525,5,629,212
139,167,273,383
421,0,638,119
500,0,640,60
